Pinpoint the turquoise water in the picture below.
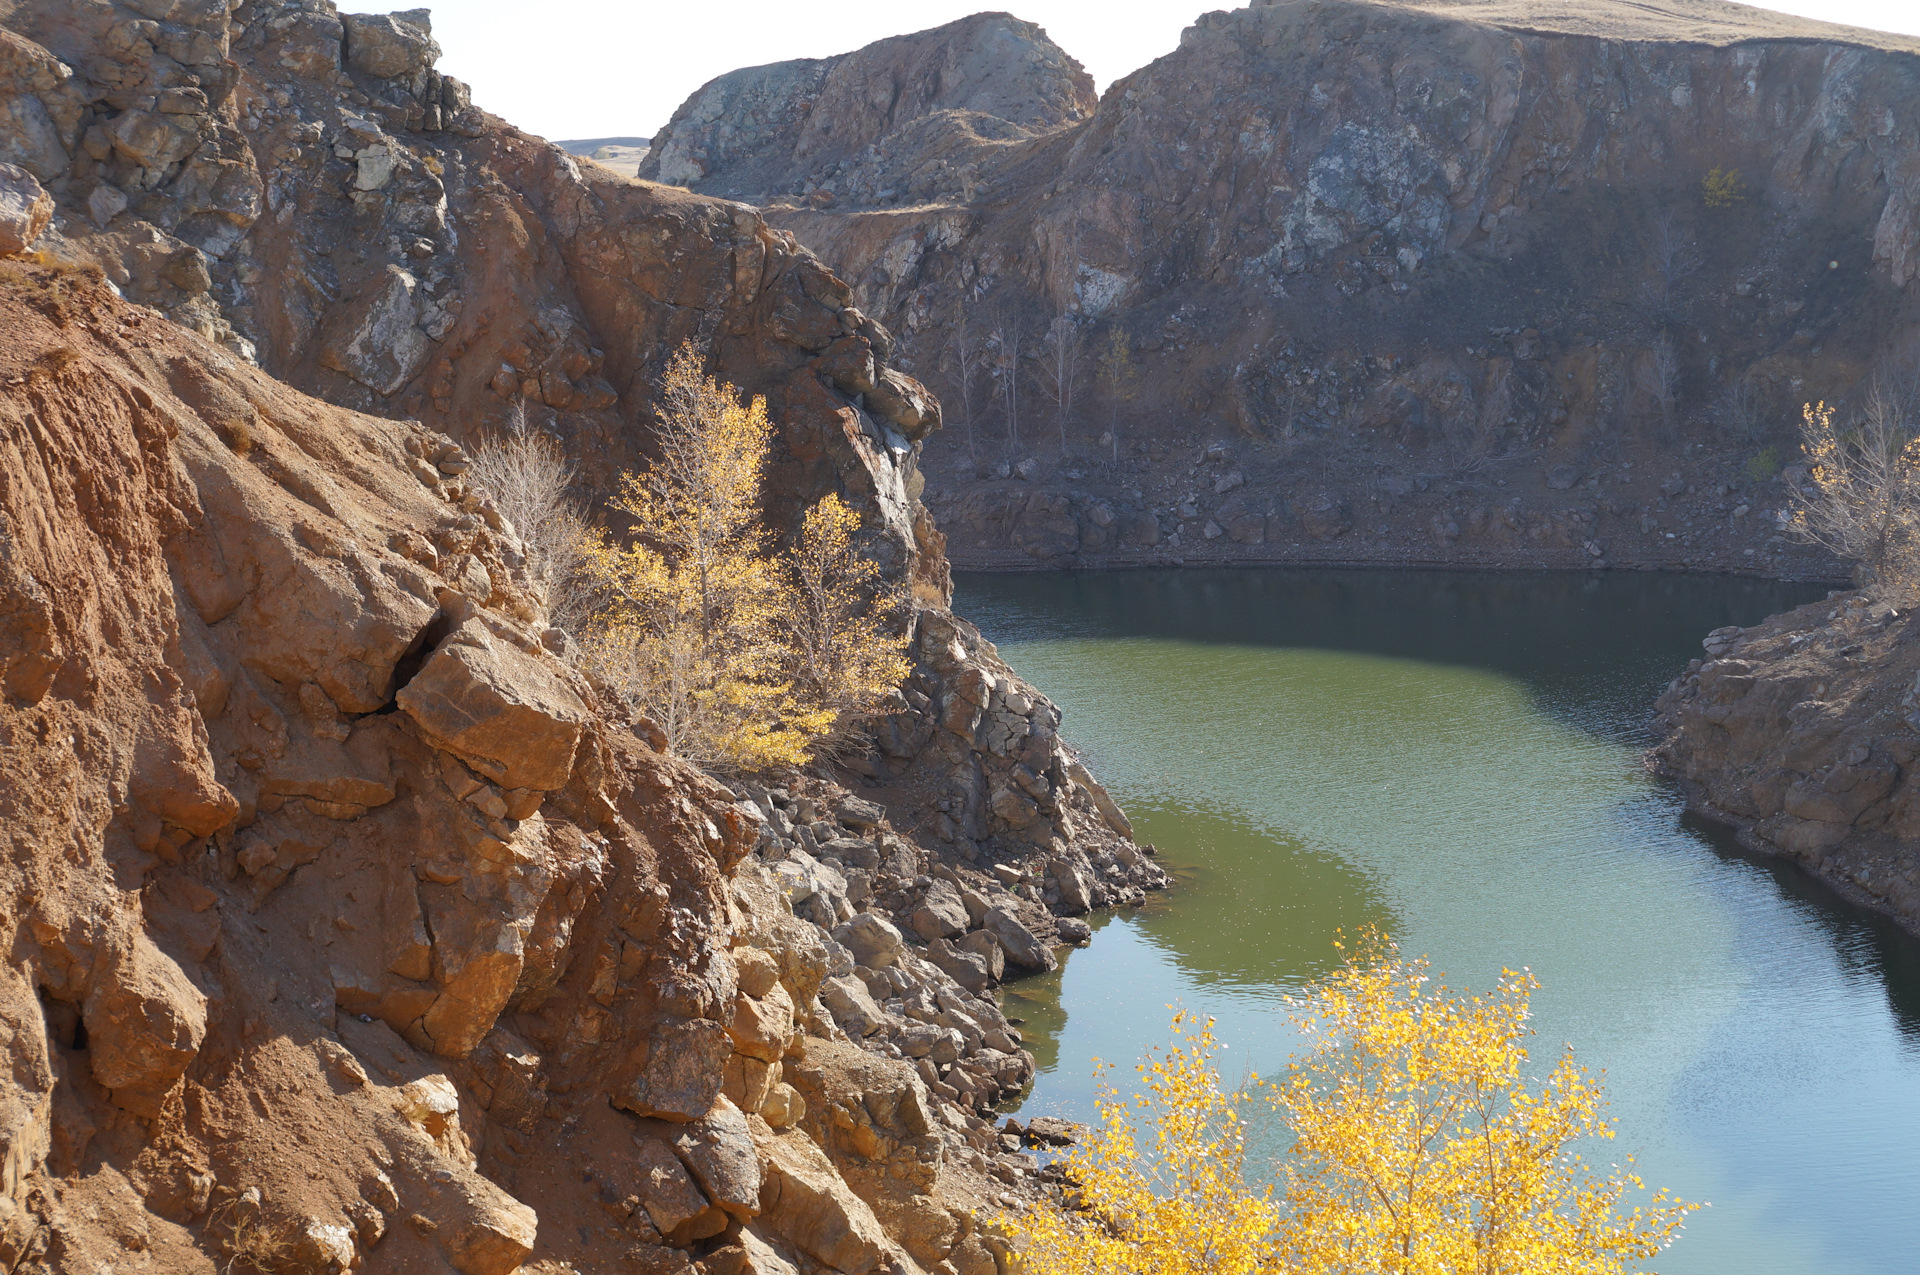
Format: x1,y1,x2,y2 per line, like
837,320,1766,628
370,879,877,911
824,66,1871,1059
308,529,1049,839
958,568,1920,1275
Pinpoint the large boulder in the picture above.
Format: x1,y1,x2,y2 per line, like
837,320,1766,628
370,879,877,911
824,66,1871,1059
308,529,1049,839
343,10,441,80
984,903,1055,972
634,1136,722,1240
725,983,795,1063
397,620,588,791
831,912,903,970
754,1125,894,1275
618,1019,734,1122
673,1095,763,1220
83,935,208,1117
907,880,969,940
0,163,49,256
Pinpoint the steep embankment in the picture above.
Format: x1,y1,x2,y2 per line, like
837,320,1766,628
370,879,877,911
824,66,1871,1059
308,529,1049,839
0,2,1172,1271
1655,592,1920,930
651,0,1920,578
0,230,1160,1275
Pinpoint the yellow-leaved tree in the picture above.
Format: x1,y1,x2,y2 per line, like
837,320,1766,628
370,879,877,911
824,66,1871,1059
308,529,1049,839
1019,1012,1280,1275
577,343,906,771
790,492,911,751
1015,935,1697,1275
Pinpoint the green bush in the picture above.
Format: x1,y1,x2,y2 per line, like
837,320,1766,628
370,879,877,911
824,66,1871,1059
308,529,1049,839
1744,446,1782,482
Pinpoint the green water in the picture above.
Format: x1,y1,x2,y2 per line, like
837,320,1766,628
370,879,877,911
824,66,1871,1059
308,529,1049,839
956,568,1920,1275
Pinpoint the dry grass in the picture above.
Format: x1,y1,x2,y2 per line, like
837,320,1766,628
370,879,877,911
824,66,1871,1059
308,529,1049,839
208,1197,301,1274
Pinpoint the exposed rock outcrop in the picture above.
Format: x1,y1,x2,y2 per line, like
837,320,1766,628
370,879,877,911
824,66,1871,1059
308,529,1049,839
638,12,1096,204
0,3,1167,1270
1655,590,1920,930
656,0,1920,579
0,258,1064,1275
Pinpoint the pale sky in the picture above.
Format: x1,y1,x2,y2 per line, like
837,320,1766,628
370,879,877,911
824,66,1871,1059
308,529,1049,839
359,1,1920,143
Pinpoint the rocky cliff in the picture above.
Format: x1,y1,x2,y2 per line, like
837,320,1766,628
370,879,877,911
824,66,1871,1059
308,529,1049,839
0,2,1167,1272
636,13,1096,207
652,0,1920,578
1654,592,1920,931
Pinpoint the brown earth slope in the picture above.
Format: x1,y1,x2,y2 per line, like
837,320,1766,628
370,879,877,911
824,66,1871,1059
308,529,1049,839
650,0,1920,579
0,244,1150,1275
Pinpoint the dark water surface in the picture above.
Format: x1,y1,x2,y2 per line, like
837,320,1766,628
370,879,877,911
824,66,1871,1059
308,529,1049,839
956,568,1920,1275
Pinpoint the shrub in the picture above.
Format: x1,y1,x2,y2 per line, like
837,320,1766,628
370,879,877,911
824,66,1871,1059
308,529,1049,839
1702,167,1746,209
1788,395,1920,596
1014,934,1697,1275
1743,446,1781,482
466,408,590,630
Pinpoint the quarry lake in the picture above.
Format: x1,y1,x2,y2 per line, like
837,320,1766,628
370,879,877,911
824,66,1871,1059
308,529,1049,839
957,568,1920,1275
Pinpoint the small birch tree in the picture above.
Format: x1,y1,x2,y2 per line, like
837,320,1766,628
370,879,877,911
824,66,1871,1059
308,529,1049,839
994,312,1026,456
1098,327,1138,462
946,308,985,462
1013,935,1698,1275
1041,312,1084,453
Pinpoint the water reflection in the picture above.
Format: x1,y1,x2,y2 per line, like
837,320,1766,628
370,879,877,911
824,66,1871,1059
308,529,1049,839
1684,812,1920,1044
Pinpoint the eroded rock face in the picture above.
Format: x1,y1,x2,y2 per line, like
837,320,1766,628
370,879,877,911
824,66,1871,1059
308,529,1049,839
651,0,1920,578
0,269,988,1275
1655,592,1920,928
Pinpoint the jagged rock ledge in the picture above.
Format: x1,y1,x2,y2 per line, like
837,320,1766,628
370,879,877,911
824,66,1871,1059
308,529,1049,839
1654,591,1920,930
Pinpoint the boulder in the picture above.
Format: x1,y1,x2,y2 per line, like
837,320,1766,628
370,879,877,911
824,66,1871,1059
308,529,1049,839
1048,856,1094,915
397,620,587,792
760,1082,805,1129
925,937,993,993
725,982,795,1063
832,912,903,970
984,903,1055,972
818,976,890,1038
619,1019,734,1122
0,93,67,180
633,1137,720,1239
1066,759,1133,839
0,163,49,256
83,935,207,1117
739,1226,802,1275
343,10,442,80
733,946,781,999
722,1054,778,1113
107,109,200,171
957,930,1006,982
755,1126,894,1275
318,265,432,396
908,879,969,940
673,1095,762,1220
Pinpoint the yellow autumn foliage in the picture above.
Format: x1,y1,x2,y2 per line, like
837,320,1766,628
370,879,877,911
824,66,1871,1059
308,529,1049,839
1015,935,1697,1275
1701,167,1745,209
576,343,906,771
